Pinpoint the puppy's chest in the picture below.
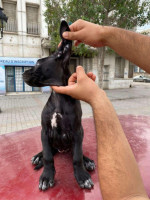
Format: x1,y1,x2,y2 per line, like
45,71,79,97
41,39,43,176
51,112,62,129
49,112,73,150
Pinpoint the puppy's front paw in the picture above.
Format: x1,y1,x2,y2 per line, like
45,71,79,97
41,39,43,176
75,169,94,189
39,172,55,191
83,156,96,171
31,152,43,170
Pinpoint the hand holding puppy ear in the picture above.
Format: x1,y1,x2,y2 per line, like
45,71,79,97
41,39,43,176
62,19,106,47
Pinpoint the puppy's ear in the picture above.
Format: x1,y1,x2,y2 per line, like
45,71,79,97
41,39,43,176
56,20,72,62
60,20,70,40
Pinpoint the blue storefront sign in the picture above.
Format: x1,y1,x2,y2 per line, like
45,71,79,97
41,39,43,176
0,57,38,66
0,57,50,94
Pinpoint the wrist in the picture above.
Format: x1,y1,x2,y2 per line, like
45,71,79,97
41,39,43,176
99,25,115,47
90,89,108,108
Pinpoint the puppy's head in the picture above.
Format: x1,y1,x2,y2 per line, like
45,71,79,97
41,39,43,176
23,20,72,87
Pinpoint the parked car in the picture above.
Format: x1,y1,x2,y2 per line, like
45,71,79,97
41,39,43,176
133,75,150,82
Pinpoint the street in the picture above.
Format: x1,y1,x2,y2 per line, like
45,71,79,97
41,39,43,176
0,82,150,135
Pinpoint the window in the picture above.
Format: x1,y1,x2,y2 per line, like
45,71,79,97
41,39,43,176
3,1,17,32
103,65,109,81
5,66,40,92
139,68,145,73
69,59,77,74
26,5,40,35
128,63,134,78
115,57,125,78
134,66,139,73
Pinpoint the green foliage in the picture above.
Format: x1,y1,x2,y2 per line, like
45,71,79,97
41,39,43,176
72,44,98,58
44,0,150,56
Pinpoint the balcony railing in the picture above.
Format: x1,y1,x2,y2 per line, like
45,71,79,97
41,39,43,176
27,22,40,35
4,19,17,33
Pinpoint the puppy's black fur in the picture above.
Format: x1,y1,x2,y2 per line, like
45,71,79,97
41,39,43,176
23,21,95,190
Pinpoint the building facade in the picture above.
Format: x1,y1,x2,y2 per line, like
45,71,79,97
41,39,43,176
0,0,50,95
71,53,134,90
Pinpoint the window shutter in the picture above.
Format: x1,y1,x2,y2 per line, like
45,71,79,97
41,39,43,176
3,1,17,32
26,5,39,35
115,57,125,78
3,2,16,20
26,6,38,23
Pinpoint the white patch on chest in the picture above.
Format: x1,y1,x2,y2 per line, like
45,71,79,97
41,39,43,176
51,112,62,128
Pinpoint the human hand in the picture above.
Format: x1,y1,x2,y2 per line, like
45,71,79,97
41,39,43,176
62,19,107,47
52,66,105,105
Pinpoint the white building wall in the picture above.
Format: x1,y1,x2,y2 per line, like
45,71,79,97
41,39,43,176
0,0,49,58
79,52,133,89
0,0,50,94
76,52,133,89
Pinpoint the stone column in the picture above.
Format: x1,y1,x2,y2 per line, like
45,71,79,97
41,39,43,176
124,60,129,79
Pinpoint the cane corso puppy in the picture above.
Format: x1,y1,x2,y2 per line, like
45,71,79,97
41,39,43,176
23,20,95,190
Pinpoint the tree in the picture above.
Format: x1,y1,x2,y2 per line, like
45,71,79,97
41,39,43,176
44,0,97,57
44,0,150,88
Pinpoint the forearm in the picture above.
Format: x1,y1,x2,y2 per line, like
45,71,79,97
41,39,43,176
91,92,148,200
103,26,150,73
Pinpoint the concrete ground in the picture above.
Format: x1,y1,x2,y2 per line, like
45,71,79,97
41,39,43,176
0,82,150,135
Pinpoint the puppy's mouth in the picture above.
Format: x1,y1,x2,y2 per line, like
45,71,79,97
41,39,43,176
23,70,41,87
23,70,64,87
22,70,32,83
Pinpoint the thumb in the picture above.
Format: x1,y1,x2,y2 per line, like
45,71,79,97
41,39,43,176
51,86,69,95
76,66,86,80
63,31,80,41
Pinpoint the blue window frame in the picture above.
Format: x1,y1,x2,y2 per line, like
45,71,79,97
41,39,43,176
5,66,40,92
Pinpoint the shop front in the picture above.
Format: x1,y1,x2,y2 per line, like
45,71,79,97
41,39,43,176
0,57,41,95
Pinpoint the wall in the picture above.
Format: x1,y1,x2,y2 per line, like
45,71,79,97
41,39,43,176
0,0,49,58
109,79,133,89
0,0,50,94
76,52,133,89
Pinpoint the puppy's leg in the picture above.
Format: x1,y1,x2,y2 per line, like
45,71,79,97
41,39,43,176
73,128,94,189
39,129,55,191
83,155,95,171
31,148,58,170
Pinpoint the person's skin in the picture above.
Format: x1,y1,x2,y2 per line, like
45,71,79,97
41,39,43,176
62,19,150,74
52,19,150,200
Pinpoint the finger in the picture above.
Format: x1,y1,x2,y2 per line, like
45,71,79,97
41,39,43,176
87,72,93,77
87,72,96,81
63,30,82,41
51,86,70,95
74,40,82,46
69,20,84,32
92,74,96,81
76,66,86,81
58,41,62,47
68,73,77,85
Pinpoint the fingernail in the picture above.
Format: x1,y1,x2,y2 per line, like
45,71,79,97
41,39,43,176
63,32,69,38
77,66,82,69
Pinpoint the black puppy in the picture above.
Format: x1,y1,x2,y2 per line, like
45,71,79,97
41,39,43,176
23,21,95,190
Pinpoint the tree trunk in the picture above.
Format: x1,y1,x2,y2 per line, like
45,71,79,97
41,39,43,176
97,46,106,89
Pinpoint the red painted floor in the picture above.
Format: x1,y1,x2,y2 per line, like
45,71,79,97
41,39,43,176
0,115,150,200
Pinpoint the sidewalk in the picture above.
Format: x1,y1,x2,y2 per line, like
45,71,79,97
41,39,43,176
0,82,150,135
